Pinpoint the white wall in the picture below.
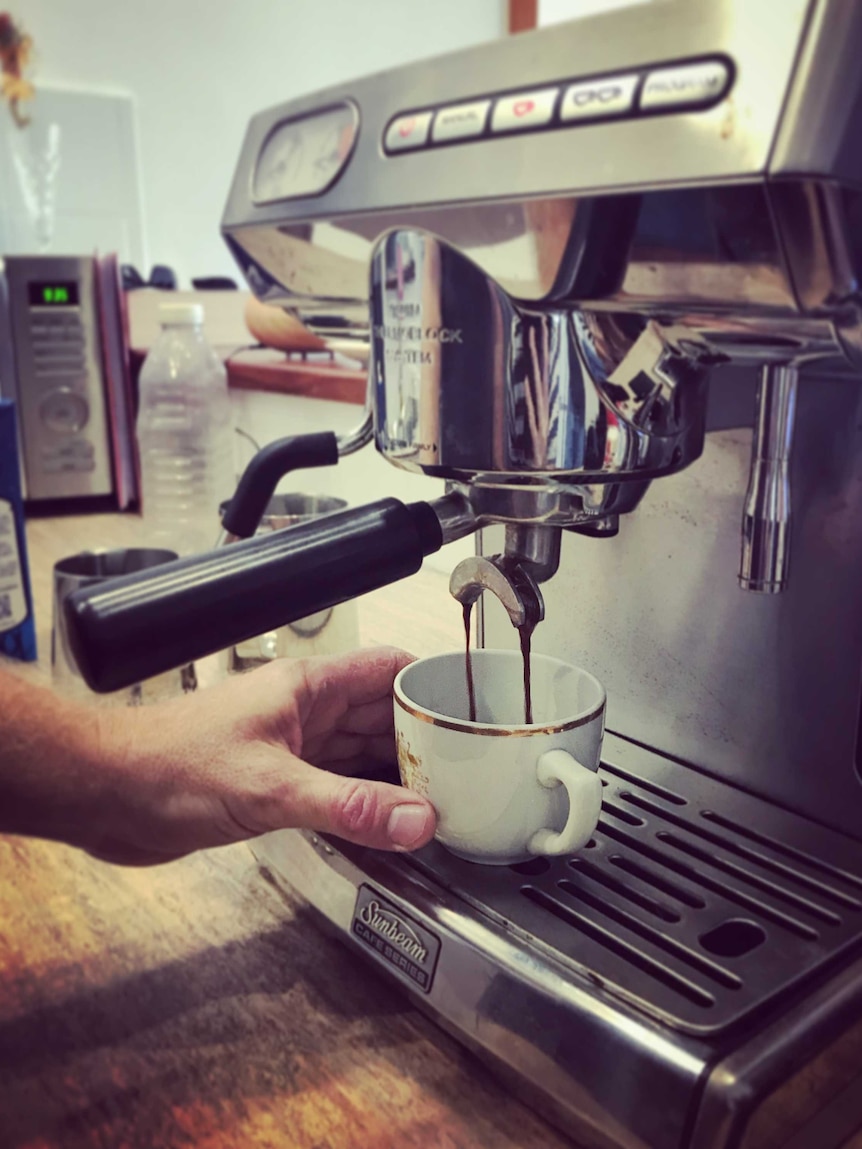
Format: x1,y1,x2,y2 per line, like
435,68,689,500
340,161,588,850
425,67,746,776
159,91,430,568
0,87,147,264
539,0,653,24
11,0,503,575
14,0,504,286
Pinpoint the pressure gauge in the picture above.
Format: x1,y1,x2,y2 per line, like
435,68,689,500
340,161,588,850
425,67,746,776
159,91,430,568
252,102,359,204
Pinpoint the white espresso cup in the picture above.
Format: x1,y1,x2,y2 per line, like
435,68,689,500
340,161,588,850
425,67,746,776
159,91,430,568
394,649,606,865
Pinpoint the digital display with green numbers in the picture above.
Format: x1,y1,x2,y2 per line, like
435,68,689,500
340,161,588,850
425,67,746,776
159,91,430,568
27,281,79,307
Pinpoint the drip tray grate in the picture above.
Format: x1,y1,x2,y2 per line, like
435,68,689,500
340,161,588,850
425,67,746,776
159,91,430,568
405,739,862,1033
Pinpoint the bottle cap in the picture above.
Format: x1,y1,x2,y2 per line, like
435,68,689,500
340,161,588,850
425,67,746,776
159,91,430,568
159,302,204,326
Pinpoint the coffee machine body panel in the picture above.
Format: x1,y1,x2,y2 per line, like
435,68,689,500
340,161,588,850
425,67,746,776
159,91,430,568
481,364,862,839
221,0,862,341
1,256,114,502
215,0,862,854
224,0,812,222
199,6,862,1146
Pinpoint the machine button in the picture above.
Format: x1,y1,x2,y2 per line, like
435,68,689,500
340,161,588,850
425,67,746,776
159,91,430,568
491,88,558,134
48,325,83,344
640,59,731,111
560,74,639,122
39,389,90,434
51,439,94,460
67,439,95,457
385,111,433,152
35,359,87,378
432,100,491,144
35,350,86,365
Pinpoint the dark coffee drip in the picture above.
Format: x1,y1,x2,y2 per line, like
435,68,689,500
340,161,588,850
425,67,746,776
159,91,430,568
462,600,536,725
463,601,477,722
519,618,536,725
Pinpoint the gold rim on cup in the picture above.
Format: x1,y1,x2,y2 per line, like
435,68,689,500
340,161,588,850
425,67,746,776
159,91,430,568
394,692,605,737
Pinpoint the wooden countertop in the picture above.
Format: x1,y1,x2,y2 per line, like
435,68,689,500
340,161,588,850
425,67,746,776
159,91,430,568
0,513,573,1149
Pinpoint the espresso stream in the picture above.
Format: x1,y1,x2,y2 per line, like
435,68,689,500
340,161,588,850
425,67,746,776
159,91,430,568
463,602,535,725
463,603,478,723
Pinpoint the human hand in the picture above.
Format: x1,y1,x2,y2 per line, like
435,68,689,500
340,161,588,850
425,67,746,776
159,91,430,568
81,647,437,865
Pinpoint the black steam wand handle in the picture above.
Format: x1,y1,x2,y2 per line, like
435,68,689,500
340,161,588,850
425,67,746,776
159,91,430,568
221,432,340,538
65,498,443,693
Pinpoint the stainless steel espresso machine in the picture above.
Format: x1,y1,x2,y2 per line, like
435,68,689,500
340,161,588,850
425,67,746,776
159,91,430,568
66,2,862,1145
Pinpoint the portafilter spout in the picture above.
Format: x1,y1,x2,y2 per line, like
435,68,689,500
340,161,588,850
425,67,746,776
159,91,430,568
449,524,561,632
450,555,544,630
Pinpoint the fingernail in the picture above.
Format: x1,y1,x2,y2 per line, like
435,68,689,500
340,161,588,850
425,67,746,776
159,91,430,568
387,803,431,850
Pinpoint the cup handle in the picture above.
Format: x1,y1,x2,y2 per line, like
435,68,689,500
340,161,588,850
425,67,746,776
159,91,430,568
528,748,603,856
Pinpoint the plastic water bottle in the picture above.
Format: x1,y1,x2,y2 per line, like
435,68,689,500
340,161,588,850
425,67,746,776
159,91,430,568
136,303,234,555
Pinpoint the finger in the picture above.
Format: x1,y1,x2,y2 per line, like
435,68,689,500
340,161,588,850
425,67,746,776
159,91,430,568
86,841,187,866
311,727,401,766
282,760,436,852
324,756,400,782
301,647,415,711
337,697,395,736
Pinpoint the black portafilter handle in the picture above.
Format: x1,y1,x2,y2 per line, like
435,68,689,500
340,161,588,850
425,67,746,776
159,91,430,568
221,431,340,538
65,498,444,693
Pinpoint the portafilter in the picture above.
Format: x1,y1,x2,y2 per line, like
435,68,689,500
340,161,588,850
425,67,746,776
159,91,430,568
65,229,716,693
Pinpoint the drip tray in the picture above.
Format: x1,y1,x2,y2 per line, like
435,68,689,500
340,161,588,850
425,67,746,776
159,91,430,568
402,739,862,1034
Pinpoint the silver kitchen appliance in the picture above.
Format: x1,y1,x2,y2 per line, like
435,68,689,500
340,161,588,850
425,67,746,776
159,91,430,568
0,255,114,502
65,1,862,1145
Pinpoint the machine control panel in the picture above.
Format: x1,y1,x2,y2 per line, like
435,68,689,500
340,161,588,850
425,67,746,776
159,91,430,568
383,55,732,154
1,256,114,501
29,295,94,468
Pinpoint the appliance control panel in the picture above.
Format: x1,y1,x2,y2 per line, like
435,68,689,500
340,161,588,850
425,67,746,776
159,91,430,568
225,1,821,237
2,256,113,502
384,56,732,154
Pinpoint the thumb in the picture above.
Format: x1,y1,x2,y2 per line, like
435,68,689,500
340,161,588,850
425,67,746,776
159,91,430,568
283,761,437,852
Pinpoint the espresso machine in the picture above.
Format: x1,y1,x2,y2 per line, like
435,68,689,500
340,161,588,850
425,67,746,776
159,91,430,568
66,1,862,1145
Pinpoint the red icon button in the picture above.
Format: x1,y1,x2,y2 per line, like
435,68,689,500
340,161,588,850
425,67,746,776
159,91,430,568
386,112,433,151
491,90,556,134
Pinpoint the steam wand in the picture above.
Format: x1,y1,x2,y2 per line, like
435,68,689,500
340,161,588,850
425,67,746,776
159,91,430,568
739,363,798,593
